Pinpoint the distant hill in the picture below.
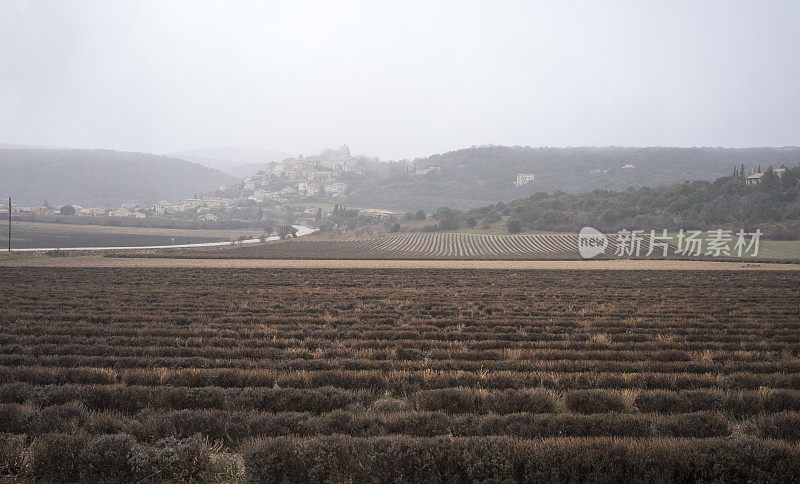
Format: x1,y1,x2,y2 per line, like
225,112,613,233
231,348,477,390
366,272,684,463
472,164,800,236
347,146,800,211
169,147,289,178
0,149,238,207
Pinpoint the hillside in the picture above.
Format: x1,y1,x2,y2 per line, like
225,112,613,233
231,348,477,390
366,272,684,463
346,146,800,210
0,149,237,207
472,165,800,236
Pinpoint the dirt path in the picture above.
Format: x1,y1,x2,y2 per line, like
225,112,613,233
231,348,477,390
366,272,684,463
2,256,797,270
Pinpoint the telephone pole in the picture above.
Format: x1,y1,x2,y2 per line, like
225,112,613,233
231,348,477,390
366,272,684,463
8,197,11,252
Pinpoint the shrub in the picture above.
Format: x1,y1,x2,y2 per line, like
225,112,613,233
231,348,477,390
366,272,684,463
414,388,480,413
242,436,800,482
0,404,36,434
80,433,137,482
125,433,215,482
565,390,628,414
753,412,800,441
396,347,424,360
635,390,684,413
655,412,729,438
485,389,556,414
0,383,33,404
85,410,143,437
0,433,26,476
33,402,90,434
25,433,88,481
152,434,214,482
414,388,556,414
762,389,800,413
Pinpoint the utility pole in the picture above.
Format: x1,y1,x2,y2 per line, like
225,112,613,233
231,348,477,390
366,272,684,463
7,197,10,252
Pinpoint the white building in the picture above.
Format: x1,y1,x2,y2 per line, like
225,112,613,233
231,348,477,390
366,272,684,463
514,173,535,187
414,165,442,176
78,208,106,217
109,208,145,218
359,208,398,219
298,181,320,196
324,182,348,193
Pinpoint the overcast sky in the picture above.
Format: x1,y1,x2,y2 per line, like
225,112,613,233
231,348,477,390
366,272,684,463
1,1,799,160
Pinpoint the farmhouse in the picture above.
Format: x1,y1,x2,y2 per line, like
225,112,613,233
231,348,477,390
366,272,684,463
746,168,786,185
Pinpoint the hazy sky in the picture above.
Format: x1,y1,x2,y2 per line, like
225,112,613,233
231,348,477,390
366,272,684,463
1,1,799,160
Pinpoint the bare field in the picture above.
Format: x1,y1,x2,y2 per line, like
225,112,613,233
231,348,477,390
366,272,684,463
7,221,259,249
12,221,258,238
2,255,798,270
1,268,799,481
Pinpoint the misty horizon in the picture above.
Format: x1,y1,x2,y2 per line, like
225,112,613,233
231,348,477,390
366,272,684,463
1,0,799,160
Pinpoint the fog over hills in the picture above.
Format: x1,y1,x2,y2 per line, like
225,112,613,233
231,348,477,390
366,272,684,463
349,146,800,210
4,144,799,212
168,147,290,178
1,149,237,207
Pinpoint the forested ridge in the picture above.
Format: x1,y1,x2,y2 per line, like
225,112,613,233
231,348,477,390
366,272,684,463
472,164,800,236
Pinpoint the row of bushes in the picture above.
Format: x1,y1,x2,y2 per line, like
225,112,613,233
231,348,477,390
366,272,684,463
10,432,797,482
0,432,233,482
2,339,796,361
4,403,758,444
242,435,800,482
4,365,800,392
0,383,373,414
6,331,797,354
4,330,796,353
4,357,800,384
416,387,800,417
3,383,800,417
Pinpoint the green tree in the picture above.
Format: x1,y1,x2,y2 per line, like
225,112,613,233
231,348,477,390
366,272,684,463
434,207,462,230
780,168,798,191
760,168,780,191
59,205,75,216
